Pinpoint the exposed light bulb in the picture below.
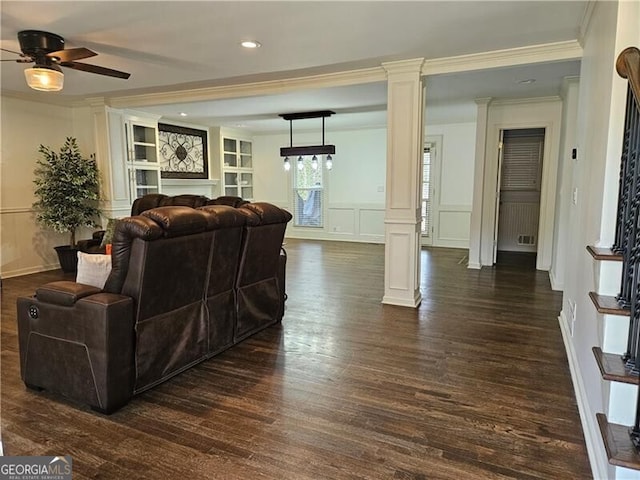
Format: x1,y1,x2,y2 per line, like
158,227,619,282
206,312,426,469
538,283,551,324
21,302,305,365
311,155,318,170
283,157,291,171
325,154,333,170
297,156,304,170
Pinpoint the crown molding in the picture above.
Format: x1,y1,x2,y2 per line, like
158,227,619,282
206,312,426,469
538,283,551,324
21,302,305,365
578,1,597,46
474,97,492,106
382,58,426,76
422,40,583,76
106,66,386,109
490,95,562,106
0,90,71,107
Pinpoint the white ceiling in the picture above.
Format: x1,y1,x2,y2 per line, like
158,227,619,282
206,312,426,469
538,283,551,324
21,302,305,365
0,1,586,131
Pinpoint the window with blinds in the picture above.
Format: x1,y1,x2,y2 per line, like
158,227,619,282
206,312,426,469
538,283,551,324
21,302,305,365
421,145,432,236
501,129,544,192
293,157,324,227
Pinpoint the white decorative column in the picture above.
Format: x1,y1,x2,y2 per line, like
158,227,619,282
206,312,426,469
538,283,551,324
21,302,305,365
468,97,491,269
86,98,132,221
382,59,425,307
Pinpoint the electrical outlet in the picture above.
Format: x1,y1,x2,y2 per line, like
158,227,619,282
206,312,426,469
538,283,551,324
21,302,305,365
377,186,384,193
572,188,578,205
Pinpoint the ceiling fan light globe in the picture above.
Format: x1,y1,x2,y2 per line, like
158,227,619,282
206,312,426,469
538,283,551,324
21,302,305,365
24,66,63,91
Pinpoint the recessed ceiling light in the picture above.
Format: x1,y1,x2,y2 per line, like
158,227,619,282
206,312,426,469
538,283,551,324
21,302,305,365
241,40,261,49
179,112,188,117
518,79,536,85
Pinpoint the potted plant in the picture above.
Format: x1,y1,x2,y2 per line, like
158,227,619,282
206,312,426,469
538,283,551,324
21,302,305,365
33,137,101,272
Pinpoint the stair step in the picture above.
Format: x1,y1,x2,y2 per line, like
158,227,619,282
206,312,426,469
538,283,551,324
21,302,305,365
597,413,640,470
593,347,639,384
589,292,630,316
587,245,623,261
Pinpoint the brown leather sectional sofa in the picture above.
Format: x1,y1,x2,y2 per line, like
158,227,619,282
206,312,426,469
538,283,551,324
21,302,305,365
77,194,249,254
16,200,292,413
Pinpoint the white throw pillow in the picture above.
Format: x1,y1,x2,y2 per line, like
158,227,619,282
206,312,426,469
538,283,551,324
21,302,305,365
76,251,112,289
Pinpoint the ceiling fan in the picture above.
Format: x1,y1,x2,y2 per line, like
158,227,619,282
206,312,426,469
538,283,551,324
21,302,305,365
1,30,131,92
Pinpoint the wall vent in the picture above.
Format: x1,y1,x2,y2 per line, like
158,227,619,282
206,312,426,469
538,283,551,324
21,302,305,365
517,234,536,246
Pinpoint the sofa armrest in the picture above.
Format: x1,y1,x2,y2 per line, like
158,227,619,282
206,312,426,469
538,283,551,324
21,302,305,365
35,281,102,307
36,281,101,307
17,290,135,413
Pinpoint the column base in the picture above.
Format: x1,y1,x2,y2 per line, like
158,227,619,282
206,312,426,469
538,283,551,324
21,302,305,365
382,290,422,308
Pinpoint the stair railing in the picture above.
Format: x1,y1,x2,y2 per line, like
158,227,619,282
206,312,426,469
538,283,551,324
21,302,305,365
612,47,640,448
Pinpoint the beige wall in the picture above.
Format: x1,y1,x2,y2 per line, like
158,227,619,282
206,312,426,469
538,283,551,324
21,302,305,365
252,127,387,243
1,96,94,277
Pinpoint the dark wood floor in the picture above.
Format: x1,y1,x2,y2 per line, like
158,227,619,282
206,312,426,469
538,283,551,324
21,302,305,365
0,240,591,479
496,250,537,269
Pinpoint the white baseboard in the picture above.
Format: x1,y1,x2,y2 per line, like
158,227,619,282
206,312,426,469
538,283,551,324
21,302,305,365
558,311,609,480
382,291,422,308
549,269,564,291
467,262,482,269
1,263,60,279
285,232,384,244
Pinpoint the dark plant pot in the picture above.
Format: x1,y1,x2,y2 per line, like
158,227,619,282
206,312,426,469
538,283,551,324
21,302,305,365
54,245,79,273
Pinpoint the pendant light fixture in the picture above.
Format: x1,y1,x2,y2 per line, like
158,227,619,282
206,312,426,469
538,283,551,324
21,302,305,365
279,110,336,171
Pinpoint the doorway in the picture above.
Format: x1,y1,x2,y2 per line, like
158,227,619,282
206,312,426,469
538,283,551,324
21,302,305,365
495,128,545,268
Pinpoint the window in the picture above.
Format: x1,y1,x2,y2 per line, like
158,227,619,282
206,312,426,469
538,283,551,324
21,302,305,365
421,145,433,236
293,157,324,227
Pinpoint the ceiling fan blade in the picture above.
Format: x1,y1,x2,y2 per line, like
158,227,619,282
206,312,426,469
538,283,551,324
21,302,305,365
48,47,97,62
1,47,24,56
60,61,130,79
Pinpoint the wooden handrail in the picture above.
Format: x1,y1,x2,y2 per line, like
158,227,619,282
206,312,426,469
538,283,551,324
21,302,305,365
617,47,640,106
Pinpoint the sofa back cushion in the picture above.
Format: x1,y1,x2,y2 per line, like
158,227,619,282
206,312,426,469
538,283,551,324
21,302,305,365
198,205,247,353
236,203,292,285
130,194,167,216
159,194,209,209
198,205,246,297
206,196,249,208
234,203,292,339
103,216,163,294
105,206,214,391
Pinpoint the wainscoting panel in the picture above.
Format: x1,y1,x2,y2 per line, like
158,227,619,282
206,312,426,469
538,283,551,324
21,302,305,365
286,204,385,244
387,232,411,290
328,208,356,235
0,208,95,278
435,206,471,248
359,208,385,238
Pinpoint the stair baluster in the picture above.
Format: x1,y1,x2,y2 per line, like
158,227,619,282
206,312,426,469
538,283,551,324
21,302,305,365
616,88,638,310
626,94,640,369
